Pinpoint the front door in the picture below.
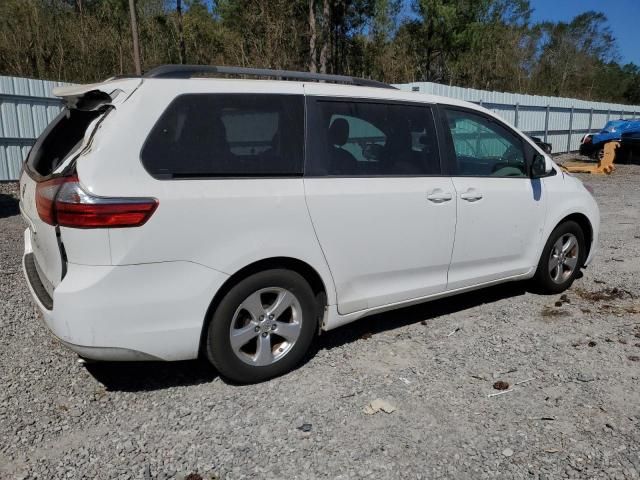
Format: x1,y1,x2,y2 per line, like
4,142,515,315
440,106,547,290
303,91,457,314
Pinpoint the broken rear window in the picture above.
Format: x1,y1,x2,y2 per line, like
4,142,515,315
26,108,104,178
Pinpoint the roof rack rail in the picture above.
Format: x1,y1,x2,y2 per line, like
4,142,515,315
143,64,396,90
103,74,142,82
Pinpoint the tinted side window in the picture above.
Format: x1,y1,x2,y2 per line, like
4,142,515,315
307,100,440,176
141,94,304,178
444,109,526,177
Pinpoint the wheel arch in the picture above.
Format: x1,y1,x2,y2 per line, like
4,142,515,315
198,257,329,357
553,212,594,264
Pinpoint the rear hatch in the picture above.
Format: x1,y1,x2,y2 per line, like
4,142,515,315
19,78,142,299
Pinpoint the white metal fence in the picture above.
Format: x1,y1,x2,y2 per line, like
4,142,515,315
2,74,640,180
0,76,69,181
398,82,640,154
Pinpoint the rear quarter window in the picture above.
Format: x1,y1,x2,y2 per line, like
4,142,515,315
141,94,304,178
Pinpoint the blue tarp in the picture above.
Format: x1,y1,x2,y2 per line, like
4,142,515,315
591,119,640,144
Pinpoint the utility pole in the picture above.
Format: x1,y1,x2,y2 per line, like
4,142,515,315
128,0,142,75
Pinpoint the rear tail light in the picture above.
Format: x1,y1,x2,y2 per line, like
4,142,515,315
35,176,67,225
584,184,594,194
36,175,158,228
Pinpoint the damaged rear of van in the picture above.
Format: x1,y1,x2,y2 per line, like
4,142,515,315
19,78,179,360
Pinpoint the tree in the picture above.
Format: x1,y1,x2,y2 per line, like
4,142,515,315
403,0,485,82
309,0,317,72
319,0,330,73
176,0,186,64
129,0,142,74
532,11,618,98
448,0,537,91
623,64,640,104
215,0,309,69
0,0,638,106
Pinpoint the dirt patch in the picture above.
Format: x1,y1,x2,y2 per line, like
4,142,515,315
574,287,632,302
541,306,571,318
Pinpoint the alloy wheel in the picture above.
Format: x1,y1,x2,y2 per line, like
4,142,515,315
228,287,302,366
548,233,579,284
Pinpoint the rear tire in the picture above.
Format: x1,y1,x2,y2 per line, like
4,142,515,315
533,221,585,294
206,269,317,384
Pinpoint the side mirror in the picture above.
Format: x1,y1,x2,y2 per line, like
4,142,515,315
544,155,554,174
531,153,553,178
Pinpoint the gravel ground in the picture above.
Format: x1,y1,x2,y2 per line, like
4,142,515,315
1,165,640,480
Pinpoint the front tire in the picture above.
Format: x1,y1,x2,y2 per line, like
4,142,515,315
206,269,317,383
533,221,585,294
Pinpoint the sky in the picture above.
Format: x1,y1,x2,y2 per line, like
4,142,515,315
529,0,640,65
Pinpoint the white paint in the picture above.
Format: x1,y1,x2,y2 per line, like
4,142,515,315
20,76,600,362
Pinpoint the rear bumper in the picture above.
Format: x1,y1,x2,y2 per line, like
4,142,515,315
24,252,53,310
22,228,229,361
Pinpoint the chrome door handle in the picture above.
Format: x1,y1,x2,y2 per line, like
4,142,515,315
427,191,453,203
460,189,483,202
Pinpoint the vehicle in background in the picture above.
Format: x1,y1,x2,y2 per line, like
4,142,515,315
619,131,640,164
580,119,640,159
20,65,600,383
527,135,552,154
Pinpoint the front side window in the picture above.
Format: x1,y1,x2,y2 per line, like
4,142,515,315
444,109,527,177
141,94,304,178
307,100,440,176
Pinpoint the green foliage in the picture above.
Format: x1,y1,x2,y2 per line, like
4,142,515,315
531,11,621,100
0,0,638,105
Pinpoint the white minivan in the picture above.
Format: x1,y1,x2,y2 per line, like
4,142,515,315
20,66,599,383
